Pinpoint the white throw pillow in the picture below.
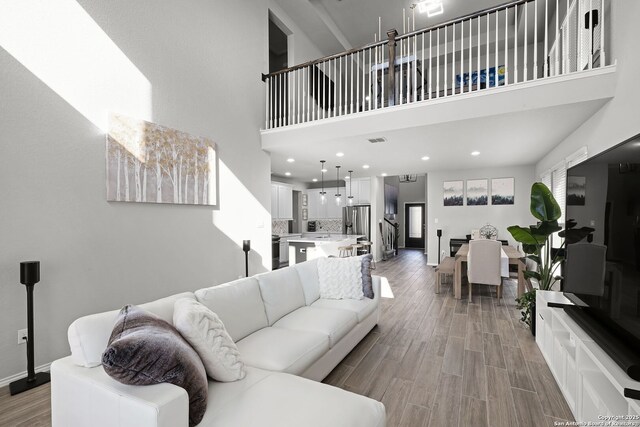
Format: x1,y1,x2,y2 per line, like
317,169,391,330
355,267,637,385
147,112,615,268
317,256,364,300
173,298,246,382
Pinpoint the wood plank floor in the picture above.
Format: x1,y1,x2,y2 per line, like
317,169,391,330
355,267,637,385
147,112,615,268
323,249,575,427
0,249,573,426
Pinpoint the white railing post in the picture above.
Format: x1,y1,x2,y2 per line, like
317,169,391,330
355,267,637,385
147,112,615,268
544,0,549,77
589,0,594,69
436,29,440,97
444,28,448,97
524,2,528,82
486,13,489,89
505,7,509,85
452,23,456,95
460,22,463,94
534,0,538,79
468,19,472,92
515,4,519,84
413,35,417,102
555,0,559,74
495,11,498,87
476,16,480,91
429,30,433,99
601,0,606,66
422,32,425,100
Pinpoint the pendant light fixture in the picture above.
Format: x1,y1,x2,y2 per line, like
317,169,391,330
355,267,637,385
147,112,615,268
335,165,342,205
320,160,327,205
347,170,354,205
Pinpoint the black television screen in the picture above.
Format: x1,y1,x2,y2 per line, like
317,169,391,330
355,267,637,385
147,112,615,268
564,135,640,356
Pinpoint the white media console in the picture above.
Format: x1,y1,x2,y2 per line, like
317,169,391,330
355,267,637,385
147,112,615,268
536,290,640,424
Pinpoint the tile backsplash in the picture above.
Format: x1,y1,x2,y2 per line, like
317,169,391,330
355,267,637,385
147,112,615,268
314,219,342,233
272,220,289,235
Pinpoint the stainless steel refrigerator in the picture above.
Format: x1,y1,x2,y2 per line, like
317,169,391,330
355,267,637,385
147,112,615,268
343,205,371,242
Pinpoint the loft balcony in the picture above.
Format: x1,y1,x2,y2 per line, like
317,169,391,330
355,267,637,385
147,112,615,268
261,0,616,160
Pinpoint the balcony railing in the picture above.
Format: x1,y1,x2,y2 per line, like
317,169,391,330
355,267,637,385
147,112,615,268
262,0,608,130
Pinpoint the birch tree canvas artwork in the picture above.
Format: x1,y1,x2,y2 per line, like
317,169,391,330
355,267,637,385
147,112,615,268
106,114,217,205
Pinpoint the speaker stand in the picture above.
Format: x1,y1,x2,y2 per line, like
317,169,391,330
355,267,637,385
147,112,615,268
9,372,50,395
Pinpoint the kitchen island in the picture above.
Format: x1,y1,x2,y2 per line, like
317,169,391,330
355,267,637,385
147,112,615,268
287,234,364,265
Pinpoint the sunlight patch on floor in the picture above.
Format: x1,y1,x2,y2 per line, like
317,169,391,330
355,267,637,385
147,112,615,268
380,276,394,298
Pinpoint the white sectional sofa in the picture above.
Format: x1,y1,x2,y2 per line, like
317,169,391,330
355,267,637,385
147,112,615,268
51,258,386,427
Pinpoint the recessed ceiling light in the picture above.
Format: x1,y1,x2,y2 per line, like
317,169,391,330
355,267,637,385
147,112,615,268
321,168,327,173
344,176,350,179
286,158,295,163
471,151,480,156
312,178,318,182
381,173,388,177
336,152,344,157
421,156,430,161
362,165,370,169
285,172,291,176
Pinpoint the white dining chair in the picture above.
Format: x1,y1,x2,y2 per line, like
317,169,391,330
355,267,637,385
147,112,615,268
467,239,503,304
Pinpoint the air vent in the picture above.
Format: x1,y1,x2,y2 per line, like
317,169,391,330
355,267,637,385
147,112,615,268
367,137,387,143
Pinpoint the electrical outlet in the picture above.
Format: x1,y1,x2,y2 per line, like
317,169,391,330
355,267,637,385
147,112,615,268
17,329,28,345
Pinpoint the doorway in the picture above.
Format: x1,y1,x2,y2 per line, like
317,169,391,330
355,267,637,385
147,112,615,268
404,203,425,249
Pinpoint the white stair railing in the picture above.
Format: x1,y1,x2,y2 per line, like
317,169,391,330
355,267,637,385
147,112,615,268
262,0,608,130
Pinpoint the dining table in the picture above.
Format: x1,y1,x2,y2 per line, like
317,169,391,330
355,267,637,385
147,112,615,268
453,243,528,300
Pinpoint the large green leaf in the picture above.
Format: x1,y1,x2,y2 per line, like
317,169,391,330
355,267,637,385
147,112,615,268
524,270,541,281
522,243,539,255
559,226,595,244
507,225,547,245
530,220,562,237
530,182,561,222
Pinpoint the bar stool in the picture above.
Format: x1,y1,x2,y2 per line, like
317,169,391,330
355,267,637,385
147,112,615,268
360,241,373,254
338,246,353,257
351,243,363,256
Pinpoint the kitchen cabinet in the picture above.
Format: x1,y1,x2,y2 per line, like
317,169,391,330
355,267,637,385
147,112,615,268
355,178,371,204
346,177,371,204
306,187,345,219
271,182,293,220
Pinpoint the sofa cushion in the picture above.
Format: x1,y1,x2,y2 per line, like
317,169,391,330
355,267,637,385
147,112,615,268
317,256,364,300
68,292,196,368
293,258,320,305
256,266,306,325
200,367,386,427
311,298,377,323
195,277,268,342
236,327,329,375
101,305,208,427
173,298,246,382
273,306,357,347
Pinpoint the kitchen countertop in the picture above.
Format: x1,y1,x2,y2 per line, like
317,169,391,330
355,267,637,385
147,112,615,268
287,234,364,243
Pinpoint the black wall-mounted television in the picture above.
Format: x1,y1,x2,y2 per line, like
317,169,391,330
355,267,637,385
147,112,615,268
563,134,640,381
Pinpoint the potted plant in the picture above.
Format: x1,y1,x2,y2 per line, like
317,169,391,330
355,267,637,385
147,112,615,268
507,183,593,334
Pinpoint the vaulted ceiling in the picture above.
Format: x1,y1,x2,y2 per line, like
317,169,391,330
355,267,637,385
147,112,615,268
273,0,509,56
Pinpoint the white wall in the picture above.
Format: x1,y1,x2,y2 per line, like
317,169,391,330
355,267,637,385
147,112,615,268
426,165,535,265
536,1,639,176
0,0,320,381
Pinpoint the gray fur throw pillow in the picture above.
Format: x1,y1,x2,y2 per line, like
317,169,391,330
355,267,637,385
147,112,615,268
102,305,208,426
361,254,374,299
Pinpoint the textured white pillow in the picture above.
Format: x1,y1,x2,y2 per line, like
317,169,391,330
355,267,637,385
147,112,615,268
317,256,364,300
173,298,246,382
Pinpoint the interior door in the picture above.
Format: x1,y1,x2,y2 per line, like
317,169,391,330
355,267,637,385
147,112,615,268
405,203,425,249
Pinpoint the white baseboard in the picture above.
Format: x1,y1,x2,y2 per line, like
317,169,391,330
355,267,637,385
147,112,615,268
427,262,438,267
0,362,52,389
